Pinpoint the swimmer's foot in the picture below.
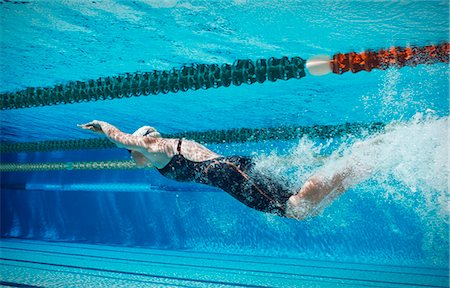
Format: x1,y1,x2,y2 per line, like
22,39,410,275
285,176,336,220
285,195,315,220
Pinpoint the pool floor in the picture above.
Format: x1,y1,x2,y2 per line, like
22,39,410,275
0,239,448,288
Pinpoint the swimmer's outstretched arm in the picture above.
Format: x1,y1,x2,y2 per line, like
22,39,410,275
78,120,152,151
79,121,221,164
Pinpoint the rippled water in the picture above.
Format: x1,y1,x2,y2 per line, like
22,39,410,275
1,0,449,269
1,0,448,140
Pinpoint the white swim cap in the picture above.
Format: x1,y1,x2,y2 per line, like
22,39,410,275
132,126,161,138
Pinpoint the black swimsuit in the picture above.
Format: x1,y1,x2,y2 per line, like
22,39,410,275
157,139,292,216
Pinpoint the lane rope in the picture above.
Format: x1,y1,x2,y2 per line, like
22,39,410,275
0,160,145,172
1,57,306,110
1,122,385,153
2,43,448,110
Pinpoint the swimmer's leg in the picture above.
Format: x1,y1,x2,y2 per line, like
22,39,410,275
285,172,347,220
286,157,376,219
286,134,385,220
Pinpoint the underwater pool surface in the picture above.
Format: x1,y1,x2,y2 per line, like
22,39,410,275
0,1,449,287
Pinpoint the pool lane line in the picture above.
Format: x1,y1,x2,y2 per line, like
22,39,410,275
0,263,199,288
1,257,446,288
0,258,294,288
3,239,446,275
0,262,385,288
3,239,446,274
1,247,447,287
0,281,44,288
4,245,448,281
179,248,450,273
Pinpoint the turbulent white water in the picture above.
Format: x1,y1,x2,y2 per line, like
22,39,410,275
253,114,449,264
256,64,448,218
255,115,448,213
253,65,448,264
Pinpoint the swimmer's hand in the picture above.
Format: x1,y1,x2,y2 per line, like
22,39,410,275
78,120,104,134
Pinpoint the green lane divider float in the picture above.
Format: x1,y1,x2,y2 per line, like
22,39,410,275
1,57,306,110
2,43,448,110
1,122,385,154
0,160,145,172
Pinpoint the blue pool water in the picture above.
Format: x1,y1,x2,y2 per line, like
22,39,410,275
0,1,449,287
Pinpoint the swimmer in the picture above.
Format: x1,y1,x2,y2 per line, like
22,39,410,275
79,120,366,220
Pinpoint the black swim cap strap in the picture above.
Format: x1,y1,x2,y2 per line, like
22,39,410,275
177,139,182,154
